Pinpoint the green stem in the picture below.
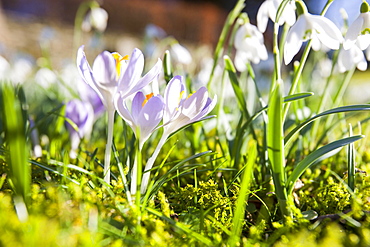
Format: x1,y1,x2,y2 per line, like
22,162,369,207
282,0,334,120
140,133,169,193
104,109,115,184
207,0,245,87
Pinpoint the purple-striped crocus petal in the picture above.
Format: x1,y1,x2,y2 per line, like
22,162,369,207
117,48,162,99
131,92,146,126
77,46,103,101
114,94,135,128
163,75,185,123
137,95,164,144
192,95,218,123
92,51,118,88
181,87,209,120
131,58,162,95
117,48,144,97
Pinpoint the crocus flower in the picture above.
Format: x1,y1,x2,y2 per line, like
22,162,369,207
77,46,161,183
234,22,268,71
65,99,95,159
162,76,217,135
343,2,370,50
337,45,367,73
284,2,343,65
77,46,162,112
257,0,296,33
141,75,217,193
115,91,164,148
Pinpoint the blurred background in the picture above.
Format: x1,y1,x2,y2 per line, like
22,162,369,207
0,0,365,73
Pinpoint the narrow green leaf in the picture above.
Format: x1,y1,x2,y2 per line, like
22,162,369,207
267,81,290,216
1,84,30,204
224,55,249,117
228,141,256,247
286,135,364,194
285,104,370,147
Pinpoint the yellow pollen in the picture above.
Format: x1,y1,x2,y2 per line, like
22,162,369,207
112,53,129,77
142,93,154,107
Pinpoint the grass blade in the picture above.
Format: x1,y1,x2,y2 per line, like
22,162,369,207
228,141,256,246
286,135,364,194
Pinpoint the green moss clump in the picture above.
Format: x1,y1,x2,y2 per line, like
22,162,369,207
299,177,351,215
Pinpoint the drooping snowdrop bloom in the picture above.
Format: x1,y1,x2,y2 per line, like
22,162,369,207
82,6,109,32
284,1,343,65
65,99,95,159
170,42,192,65
141,75,217,193
114,91,164,148
337,45,367,73
257,0,296,33
343,2,370,50
234,22,268,71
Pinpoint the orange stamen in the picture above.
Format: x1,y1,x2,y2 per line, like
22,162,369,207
112,53,129,77
142,93,154,107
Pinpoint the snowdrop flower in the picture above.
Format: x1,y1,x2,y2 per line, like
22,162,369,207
77,45,162,112
115,91,164,148
65,99,95,159
234,21,268,71
343,2,370,50
284,1,343,65
337,45,367,73
170,42,192,65
82,6,108,32
257,0,296,33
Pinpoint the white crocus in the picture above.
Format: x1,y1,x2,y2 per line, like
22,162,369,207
234,22,268,71
284,12,343,65
343,4,370,50
257,0,296,33
337,45,367,73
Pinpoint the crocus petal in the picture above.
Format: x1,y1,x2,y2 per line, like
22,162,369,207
181,87,209,120
131,92,146,125
163,75,185,123
114,94,135,127
92,51,117,87
127,58,162,97
137,95,164,143
77,46,104,103
284,16,306,64
118,48,144,95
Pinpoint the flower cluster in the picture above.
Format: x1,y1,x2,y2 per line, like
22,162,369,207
234,0,370,73
75,45,216,189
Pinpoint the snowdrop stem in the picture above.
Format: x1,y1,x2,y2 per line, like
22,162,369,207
140,133,169,194
282,0,334,121
73,1,99,57
207,0,245,87
103,108,115,184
